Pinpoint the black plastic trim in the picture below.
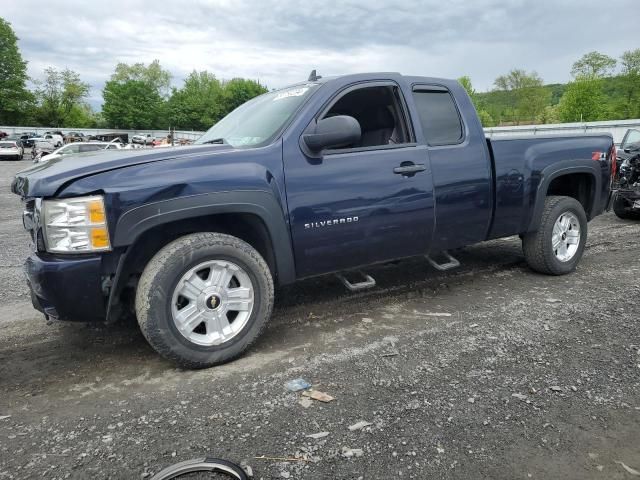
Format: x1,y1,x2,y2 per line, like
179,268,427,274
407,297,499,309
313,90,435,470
527,160,601,232
113,190,296,285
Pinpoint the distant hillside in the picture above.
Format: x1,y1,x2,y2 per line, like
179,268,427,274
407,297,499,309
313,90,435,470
475,76,630,126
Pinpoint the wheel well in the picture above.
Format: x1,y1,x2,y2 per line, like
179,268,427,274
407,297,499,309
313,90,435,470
108,213,277,320
547,173,595,218
126,213,276,278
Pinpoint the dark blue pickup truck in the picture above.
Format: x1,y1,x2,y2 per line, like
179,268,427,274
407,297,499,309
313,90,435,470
12,72,616,368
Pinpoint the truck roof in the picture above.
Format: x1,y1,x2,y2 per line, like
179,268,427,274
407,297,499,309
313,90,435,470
282,72,459,90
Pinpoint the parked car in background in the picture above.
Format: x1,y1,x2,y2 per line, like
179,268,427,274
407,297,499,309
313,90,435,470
38,141,123,163
0,140,24,160
64,132,87,143
4,134,24,147
0,131,8,139
91,133,130,143
613,128,640,220
23,133,64,148
131,133,155,145
44,132,64,147
31,139,57,162
19,133,38,148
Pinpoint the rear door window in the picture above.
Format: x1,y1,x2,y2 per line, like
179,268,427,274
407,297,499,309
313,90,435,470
412,88,464,146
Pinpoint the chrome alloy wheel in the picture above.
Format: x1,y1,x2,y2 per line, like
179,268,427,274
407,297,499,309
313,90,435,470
171,260,254,346
552,211,581,262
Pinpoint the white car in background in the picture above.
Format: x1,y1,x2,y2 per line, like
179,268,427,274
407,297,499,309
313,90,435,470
43,132,64,147
0,140,24,160
38,141,123,163
31,138,57,161
131,133,155,145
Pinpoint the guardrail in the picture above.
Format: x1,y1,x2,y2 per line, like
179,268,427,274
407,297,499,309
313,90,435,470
0,126,207,141
4,119,640,146
484,119,640,145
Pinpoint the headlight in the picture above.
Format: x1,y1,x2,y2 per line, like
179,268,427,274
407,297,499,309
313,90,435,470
42,195,111,253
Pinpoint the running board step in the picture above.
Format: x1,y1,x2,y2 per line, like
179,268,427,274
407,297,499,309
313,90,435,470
337,271,376,292
425,251,461,271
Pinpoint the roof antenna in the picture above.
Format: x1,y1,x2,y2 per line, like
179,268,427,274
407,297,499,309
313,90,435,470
308,69,321,81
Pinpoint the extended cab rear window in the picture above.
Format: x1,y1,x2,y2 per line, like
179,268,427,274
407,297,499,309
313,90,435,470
412,88,463,145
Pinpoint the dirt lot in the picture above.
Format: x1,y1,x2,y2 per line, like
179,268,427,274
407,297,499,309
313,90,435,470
0,159,639,479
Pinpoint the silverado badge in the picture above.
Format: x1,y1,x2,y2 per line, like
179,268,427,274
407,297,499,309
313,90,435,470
304,217,359,229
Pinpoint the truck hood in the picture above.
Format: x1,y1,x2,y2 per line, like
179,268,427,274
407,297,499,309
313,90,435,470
11,144,233,198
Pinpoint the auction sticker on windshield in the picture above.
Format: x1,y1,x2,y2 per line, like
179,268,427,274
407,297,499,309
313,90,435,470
274,87,309,101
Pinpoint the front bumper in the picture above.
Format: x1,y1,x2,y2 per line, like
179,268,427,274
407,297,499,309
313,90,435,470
25,253,106,321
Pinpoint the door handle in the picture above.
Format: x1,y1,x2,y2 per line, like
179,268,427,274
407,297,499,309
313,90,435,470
393,163,426,176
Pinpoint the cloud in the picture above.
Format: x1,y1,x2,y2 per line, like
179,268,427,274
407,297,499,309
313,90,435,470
2,0,637,109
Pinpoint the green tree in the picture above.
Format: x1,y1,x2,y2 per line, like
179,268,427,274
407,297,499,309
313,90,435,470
111,59,171,95
557,77,606,122
168,71,223,130
493,69,549,124
457,76,494,126
220,78,267,114
34,67,90,126
103,79,165,129
476,109,496,127
0,18,33,125
538,105,560,124
102,60,171,129
618,48,640,119
571,51,616,79
557,51,619,123
64,103,98,128
458,75,475,98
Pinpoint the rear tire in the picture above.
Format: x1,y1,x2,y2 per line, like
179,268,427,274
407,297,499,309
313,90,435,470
613,194,640,220
522,196,588,275
135,232,274,369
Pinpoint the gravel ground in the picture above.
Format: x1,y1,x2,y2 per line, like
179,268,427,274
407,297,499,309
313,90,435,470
0,159,639,479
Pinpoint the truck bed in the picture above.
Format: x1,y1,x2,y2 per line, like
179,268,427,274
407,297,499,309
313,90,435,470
487,134,614,239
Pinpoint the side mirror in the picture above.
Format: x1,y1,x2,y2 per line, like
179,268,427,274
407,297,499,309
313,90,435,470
303,115,361,153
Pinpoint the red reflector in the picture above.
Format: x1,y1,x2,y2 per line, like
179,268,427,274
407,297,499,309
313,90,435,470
592,151,602,161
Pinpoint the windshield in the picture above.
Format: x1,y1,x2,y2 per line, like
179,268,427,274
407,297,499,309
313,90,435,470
195,83,319,148
623,129,640,149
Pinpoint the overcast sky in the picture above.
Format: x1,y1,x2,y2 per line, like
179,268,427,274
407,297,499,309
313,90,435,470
2,0,638,108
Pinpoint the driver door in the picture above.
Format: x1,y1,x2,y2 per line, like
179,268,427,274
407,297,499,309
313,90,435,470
284,82,435,278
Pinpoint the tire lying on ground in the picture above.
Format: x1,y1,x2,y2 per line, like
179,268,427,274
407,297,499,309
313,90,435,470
522,195,588,276
613,194,640,220
135,232,274,369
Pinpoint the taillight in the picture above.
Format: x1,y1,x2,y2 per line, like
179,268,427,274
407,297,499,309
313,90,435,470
610,144,617,179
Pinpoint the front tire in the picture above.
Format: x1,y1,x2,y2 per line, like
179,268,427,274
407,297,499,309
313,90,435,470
613,194,640,220
135,233,274,369
522,196,588,275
